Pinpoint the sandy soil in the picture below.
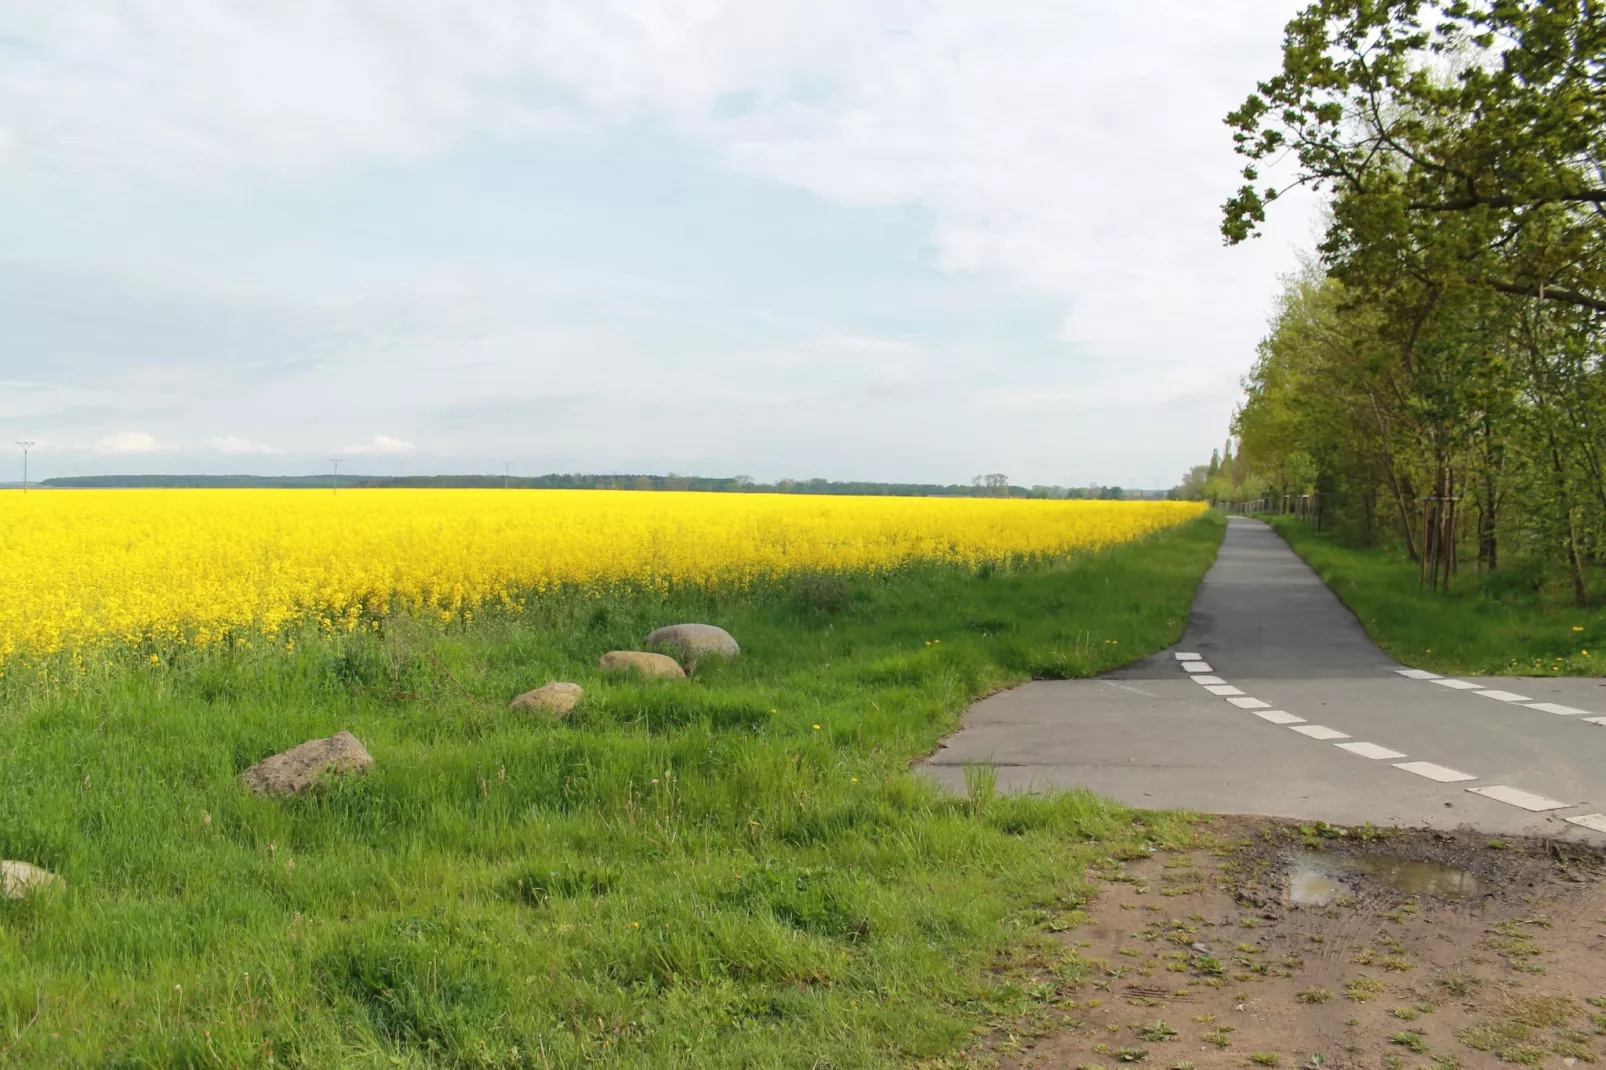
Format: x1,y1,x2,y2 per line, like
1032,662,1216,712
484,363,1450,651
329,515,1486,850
977,818,1606,1069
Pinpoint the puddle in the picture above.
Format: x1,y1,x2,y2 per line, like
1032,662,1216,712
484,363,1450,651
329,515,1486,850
1285,849,1486,906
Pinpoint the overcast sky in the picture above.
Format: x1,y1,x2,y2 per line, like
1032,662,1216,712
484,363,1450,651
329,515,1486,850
1,1,1315,488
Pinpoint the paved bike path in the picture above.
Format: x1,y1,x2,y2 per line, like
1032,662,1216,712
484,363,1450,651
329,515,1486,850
920,518,1606,840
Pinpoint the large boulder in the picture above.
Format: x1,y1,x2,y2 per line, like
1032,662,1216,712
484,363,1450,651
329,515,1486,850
598,650,686,679
241,731,374,797
1,860,64,900
645,623,739,666
510,681,583,716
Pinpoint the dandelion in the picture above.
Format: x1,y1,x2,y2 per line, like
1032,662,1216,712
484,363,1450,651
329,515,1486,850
813,724,821,731
1574,626,1585,632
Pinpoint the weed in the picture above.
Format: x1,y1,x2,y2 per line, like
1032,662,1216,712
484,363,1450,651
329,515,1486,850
1346,978,1387,1002
1249,1053,1281,1067
1203,1027,1234,1048
1440,971,1483,998
963,761,998,813
1389,1031,1427,1053
1136,1020,1178,1042
1296,987,1332,1005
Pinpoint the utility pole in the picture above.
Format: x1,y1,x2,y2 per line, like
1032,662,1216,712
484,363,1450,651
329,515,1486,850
503,462,511,490
329,458,342,494
16,441,35,493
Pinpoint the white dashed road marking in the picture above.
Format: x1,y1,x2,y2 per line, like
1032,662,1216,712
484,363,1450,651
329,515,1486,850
1475,689,1533,703
1394,761,1477,783
1567,813,1606,834
1466,785,1571,812
1290,725,1350,740
1526,702,1592,716
1252,710,1306,725
1192,658,1591,806
1336,742,1406,760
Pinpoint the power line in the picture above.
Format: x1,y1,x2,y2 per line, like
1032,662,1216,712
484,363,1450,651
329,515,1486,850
329,458,342,493
16,442,35,493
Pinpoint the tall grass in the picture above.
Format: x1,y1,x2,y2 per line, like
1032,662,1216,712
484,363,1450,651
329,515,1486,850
0,515,1223,1067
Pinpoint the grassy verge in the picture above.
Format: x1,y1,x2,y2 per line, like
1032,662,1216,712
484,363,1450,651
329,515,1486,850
1268,517,1602,676
1,514,1223,1068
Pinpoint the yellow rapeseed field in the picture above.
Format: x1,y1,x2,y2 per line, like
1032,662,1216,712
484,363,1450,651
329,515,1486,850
0,490,1205,659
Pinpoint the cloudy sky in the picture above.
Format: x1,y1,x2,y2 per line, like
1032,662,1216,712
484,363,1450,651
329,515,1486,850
1,1,1314,487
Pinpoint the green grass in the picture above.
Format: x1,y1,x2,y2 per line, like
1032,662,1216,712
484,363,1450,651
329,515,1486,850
1266,518,1603,676
0,515,1223,1067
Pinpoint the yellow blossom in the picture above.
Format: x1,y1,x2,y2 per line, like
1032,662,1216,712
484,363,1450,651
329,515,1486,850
0,489,1205,659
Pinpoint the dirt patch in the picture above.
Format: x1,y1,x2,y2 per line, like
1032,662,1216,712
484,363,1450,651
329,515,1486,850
979,818,1606,1069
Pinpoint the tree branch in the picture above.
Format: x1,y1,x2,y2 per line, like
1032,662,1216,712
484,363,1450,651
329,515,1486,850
1410,189,1606,211
1486,279,1606,312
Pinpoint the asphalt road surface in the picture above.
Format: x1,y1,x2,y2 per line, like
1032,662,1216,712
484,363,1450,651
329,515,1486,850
920,517,1606,840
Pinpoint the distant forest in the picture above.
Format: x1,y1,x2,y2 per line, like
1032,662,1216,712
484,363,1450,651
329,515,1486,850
38,473,1162,499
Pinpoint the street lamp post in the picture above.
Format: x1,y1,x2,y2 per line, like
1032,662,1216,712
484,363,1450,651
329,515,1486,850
16,441,35,493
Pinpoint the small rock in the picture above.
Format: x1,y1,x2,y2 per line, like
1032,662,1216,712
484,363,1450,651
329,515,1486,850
598,650,686,679
1190,942,1212,954
645,623,739,666
510,681,583,716
2,860,64,900
241,731,374,796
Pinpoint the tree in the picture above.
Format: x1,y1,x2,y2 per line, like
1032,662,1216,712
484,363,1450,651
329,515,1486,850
1223,0,1606,313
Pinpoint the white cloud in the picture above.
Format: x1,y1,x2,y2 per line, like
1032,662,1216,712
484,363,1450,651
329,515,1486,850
95,431,158,454
346,434,417,456
0,0,1315,484
209,434,282,455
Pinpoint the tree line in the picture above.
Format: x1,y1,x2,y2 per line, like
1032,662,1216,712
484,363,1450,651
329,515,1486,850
1198,0,1606,604
38,472,1157,500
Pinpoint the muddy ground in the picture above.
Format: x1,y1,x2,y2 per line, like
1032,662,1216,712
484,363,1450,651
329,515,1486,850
976,818,1606,1070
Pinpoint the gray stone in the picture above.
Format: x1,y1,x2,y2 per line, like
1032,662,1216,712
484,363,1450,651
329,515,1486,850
645,623,740,666
241,731,374,796
510,681,584,716
598,650,687,679
2,860,64,900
